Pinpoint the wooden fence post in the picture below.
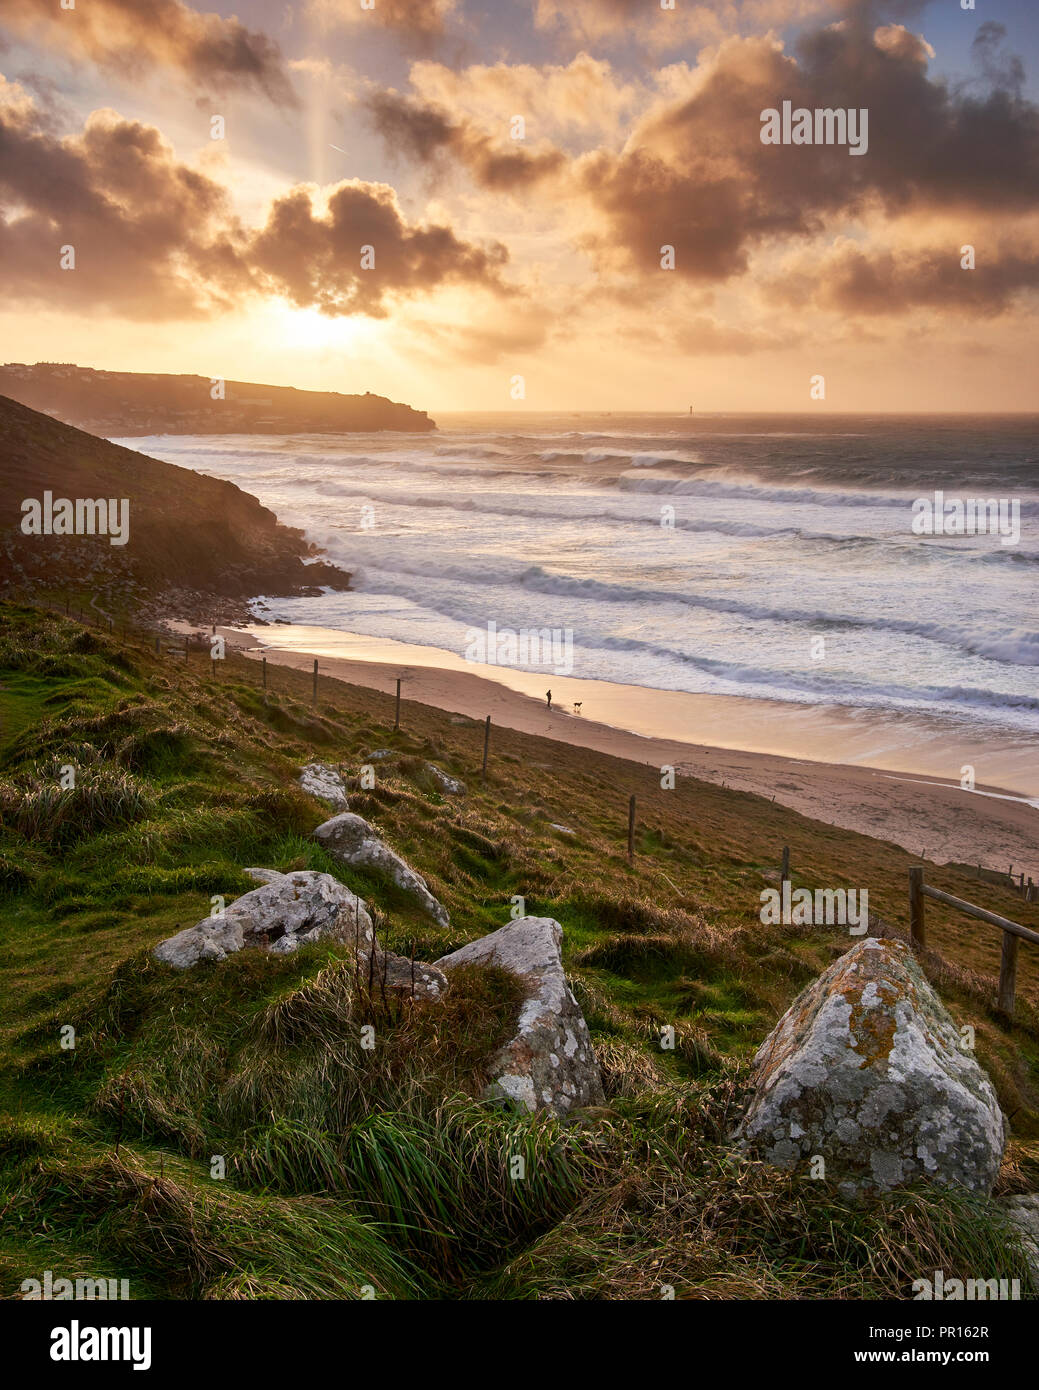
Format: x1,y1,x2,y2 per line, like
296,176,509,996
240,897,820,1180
998,930,1020,1020
481,715,491,779
395,678,401,732
780,846,790,885
909,866,926,951
262,657,267,691
312,659,318,707
627,794,636,862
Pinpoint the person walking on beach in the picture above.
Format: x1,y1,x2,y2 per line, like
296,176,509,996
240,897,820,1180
545,689,552,710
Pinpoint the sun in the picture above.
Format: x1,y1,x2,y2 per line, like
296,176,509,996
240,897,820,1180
270,302,375,353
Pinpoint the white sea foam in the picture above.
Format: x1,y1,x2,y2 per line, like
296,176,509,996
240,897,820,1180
119,415,1039,736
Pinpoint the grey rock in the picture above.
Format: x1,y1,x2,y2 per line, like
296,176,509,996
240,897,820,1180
356,947,449,1003
1004,1195,1039,1284
435,916,604,1117
314,812,449,927
298,762,350,810
426,763,466,796
153,871,374,970
243,867,285,885
735,937,1006,1195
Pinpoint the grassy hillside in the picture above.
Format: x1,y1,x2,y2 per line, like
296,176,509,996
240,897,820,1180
1,601,1037,1300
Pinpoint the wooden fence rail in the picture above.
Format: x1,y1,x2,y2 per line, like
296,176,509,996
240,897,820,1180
909,866,1039,1022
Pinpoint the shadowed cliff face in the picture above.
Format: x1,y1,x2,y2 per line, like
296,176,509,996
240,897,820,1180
0,393,351,603
0,365,435,436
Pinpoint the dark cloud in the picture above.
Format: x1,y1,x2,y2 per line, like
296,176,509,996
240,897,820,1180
970,22,1026,100
0,91,255,319
247,180,510,316
2,0,298,106
0,85,510,320
368,90,565,189
576,19,1039,293
767,242,1039,317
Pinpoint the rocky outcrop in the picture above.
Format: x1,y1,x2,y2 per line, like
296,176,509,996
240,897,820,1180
313,812,449,927
735,937,1006,1196
298,762,350,810
153,870,374,969
435,916,604,1117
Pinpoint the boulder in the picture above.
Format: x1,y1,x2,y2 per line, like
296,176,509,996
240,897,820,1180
735,937,1006,1196
313,812,449,927
153,870,375,970
298,761,350,810
435,916,604,1116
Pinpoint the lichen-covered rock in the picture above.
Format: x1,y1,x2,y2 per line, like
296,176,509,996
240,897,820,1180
426,763,465,796
313,812,449,927
435,916,604,1117
735,937,1006,1196
243,867,285,885
153,870,375,970
298,762,350,810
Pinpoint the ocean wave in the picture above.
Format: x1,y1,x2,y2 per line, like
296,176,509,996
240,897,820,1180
331,550,1039,669
539,448,704,467
582,633,1039,714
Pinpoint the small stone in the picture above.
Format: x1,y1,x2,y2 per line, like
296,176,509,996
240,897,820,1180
298,762,349,810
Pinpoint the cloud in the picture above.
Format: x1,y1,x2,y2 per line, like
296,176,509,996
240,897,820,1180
368,89,565,189
307,0,459,47
247,180,510,316
532,0,835,49
766,236,1039,316
0,81,254,319
573,20,1039,293
0,81,511,320
2,0,297,105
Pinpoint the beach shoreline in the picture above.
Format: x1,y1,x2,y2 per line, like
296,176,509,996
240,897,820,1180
170,618,1039,882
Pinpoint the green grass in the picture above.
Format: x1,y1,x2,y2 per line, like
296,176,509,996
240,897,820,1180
1,600,1038,1299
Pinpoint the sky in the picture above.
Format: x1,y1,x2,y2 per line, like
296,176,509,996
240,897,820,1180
0,0,1037,412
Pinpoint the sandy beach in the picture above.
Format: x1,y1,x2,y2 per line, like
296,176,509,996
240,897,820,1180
173,620,1039,883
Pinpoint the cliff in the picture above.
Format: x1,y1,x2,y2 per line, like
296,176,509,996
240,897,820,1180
0,393,350,605
0,363,435,436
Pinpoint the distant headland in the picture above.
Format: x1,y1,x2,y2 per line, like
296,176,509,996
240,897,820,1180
0,363,436,436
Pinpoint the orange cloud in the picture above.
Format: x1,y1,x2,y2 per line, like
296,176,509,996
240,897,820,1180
0,83,511,320
2,0,298,104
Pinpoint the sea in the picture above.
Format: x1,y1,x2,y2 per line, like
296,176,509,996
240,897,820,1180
120,412,1039,753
